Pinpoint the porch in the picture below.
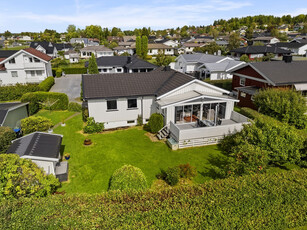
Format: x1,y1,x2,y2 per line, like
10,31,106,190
168,111,249,149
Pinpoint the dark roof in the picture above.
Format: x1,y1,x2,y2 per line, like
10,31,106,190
0,50,18,58
85,56,157,69
0,102,28,125
231,46,292,54
82,68,194,99
273,42,307,49
7,132,62,159
54,43,72,51
250,61,307,85
30,41,55,54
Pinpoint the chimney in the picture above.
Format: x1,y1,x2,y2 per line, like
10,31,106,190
127,56,132,63
164,66,171,71
283,55,292,63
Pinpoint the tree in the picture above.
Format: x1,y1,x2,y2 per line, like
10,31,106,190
88,53,99,74
136,36,142,57
109,165,147,191
0,154,60,199
155,51,172,67
67,24,76,34
141,36,148,59
84,25,103,40
253,41,265,46
194,42,221,55
240,54,250,62
4,30,12,39
228,32,241,50
245,27,254,40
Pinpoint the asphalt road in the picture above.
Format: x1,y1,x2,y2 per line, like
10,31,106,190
50,74,81,102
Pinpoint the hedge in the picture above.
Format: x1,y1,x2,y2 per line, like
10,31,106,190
0,83,40,101
0,169,306,229
204,79,232,91
68,102,82,112
21,92,69,115
52,67,87,76
21,116,53,134
38,77,54,92
0,127,16,153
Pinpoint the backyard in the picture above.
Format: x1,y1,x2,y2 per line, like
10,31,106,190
36,110,227,193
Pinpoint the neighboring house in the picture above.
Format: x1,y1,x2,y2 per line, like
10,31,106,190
131,44,175,56
113,46,134,56
273,42,307,55
0,48,53,86
181,43,206,54
80,46,114,58
54,43,72,53
30,41,57,57
216,40,229,47
118,41,135,48
107,36,124,43
231,60,307,109
163,40,179,48
82,68,249,149
64,50,80,63
17,36,32,41
70,38,99,47
0,102,29,129
294,23,305,31
123,36,136,42
85,56,157,74
7,132,68,182
230,46,292,59
278,24,289,33
252,37,280,44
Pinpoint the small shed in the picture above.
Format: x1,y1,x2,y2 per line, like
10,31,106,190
0,102,29,129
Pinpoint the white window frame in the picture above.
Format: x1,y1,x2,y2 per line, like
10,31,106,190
11,71,18,77
239,77,246,86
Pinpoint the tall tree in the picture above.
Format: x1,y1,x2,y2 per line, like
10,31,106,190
155,51,172,66
141,36,148,59
136,36,142,57
88,53,99,74
228,32,241,50
4,30,12,39
84,25,103,39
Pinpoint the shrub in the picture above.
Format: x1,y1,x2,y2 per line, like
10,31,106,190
148,113,163,133
68,102,82,112
137,115,143,126
0,154,60,199
56,68,62,78
178,163,197,179
0,127,16,153
83,117,104,133
21,116,53,134
82,108,89,122
204,79,232,91
254,88,307,129
38,77,54,92
109,165,147,191
0,83,40,101
157,166,180,186
21,92,69,115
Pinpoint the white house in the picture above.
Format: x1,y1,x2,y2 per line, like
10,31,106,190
64,50,80,63
181,43,206,54
163,40,179,48
252,37,280,44
80,46,114,58
131,44,175,56
113,46,134,56
17,36,32,41
7,132,68,181
0,48,53,86
82,68,249,149
274,42,307,56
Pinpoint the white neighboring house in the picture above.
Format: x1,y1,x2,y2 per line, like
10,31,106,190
82,68,249,149
274,42,307,56
113,46,134,56
163,40,179,48
17,36,32,41
70,38,99,47
7,132,68,181
181,43,206,54
0,48,52,86
64,50,80,63
80,46,114,58
131,43,175,56
252,37,280,44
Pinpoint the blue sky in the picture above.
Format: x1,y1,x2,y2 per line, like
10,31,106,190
1,0,307,33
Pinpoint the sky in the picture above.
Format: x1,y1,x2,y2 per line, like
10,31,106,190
0,0,307,33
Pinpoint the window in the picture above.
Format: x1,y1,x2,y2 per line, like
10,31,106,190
240,92,246,98
34,58,40,63
127,120,135,124
117,68,122,73
240,77,246,86
9,58,16,64
29,57,33,63
30,71,35,77
127,99,137,109
102,68,108,72
107,100,117,110
36,70,43,76
11,71,18,77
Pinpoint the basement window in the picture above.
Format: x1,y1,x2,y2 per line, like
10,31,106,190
240,92,246,98
127,120,135,124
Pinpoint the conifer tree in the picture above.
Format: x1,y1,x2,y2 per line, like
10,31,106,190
88,53,99,74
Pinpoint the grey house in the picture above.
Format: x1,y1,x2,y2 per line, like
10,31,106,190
7,132,68,182
0,102,29,129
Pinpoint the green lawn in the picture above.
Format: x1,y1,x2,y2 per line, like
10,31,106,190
48,114,226,193
1,46,29,50
34,110,76,126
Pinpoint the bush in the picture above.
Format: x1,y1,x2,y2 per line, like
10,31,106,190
38,77,54,92
0,169,307,229
137,115,143,126
254,88,307,129
68,102,82,112
21,116,53,134
0,83,40,101
0,127,16,153
148,113,163,133
21,92,69,115
56,68,62,78
0,154,60,199
82,108,89,122
178,163,197,179
157,166,180,186
109,165,147,191
83,117,104,134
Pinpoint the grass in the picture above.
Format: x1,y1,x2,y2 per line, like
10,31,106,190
1,46,29,50
53,59,87,69
34,110,76,126
46,113,226,193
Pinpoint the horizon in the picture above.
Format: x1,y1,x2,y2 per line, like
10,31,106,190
0,0,307,33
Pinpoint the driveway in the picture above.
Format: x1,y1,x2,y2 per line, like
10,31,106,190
50,74,81,102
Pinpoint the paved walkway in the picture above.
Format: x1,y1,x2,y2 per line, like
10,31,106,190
53,112,81,129
50,74,81,102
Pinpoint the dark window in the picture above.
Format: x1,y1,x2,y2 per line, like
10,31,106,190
107,100,117,110
9,58,16,64
127,99,137,108
127,120,135,124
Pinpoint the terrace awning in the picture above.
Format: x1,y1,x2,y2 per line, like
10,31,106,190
294,83,307,91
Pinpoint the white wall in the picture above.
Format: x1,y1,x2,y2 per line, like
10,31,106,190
29,159,56,175
209,72,233,80
148,48,174,56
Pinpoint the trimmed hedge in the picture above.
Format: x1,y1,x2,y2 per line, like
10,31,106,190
38,77,54,92
0,127,16,153
52,67,87,76
0,169,306,229
204,79,232,91
68,102,82,112
21,116,53,134
0,83,40,101
21,92,69,115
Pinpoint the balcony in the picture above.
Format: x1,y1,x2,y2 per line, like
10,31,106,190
169,111,249,149
24,62,45,69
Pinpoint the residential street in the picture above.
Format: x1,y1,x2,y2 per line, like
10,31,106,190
50,74,81,102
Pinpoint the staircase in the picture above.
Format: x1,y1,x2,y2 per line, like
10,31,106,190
157,125,170,140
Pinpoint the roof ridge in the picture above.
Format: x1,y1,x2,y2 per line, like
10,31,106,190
154,71,181,95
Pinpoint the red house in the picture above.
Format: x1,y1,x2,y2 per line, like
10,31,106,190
231,60,307,109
